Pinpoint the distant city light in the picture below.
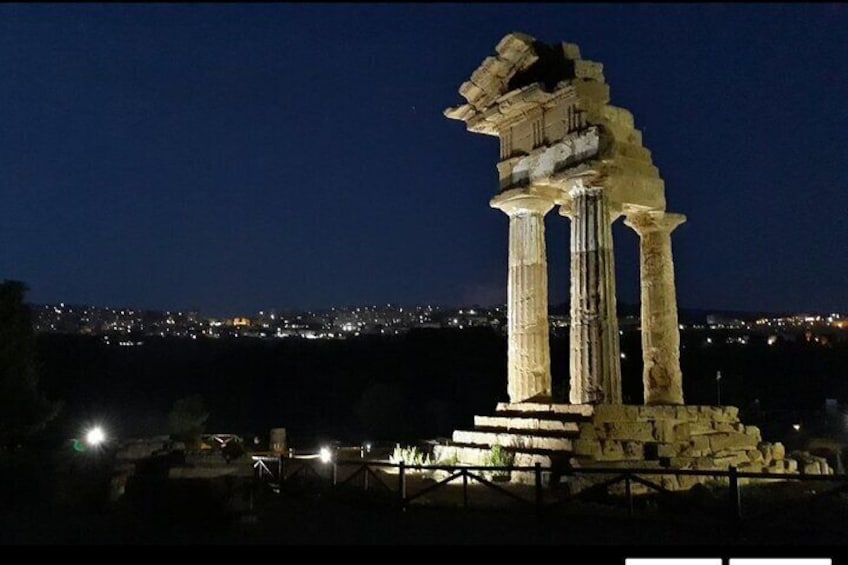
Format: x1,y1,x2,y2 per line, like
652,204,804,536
793,424,801,431
319,446,332,463
85,426,106,447
620,352,626,359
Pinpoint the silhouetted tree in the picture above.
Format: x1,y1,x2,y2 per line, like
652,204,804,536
0,280,59,449
168,394,209,447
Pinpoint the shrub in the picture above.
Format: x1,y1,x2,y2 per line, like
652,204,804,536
168,394,209,448
486,444,514,468
389,443,432,466
485,445,514,480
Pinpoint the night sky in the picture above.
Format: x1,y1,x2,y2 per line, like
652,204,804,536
2,4,847,316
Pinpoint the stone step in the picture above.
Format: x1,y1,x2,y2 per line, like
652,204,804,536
452,429,574,452
432,444,553,468
495,402,594,419
473,415,580,435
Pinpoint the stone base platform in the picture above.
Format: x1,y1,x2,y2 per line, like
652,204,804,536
433,403,833,490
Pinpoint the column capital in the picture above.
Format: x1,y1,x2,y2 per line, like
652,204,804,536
559,196,622,222
624,211,686,236
490,189,555,216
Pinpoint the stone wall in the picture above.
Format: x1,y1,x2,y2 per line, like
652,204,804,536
569,404,832,491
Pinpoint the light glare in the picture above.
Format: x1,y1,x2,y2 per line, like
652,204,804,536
86,426,106,446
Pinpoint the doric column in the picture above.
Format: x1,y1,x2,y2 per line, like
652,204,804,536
491,192,555,403
563,179,622,405
624,211,686,405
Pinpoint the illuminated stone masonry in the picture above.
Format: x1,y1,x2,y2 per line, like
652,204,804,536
438,33,831,488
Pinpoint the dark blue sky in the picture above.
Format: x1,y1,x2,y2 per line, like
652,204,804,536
2,4,847,316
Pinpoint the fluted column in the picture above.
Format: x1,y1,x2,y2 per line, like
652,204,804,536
491,192,554,403
625,211,686,405
563,180,622,404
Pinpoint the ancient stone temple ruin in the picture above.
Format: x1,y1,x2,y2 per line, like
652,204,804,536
435,33,831,488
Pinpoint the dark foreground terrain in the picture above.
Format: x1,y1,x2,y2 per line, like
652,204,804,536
3,445,848,546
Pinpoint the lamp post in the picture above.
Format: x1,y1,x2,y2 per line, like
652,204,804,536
716,370,722,405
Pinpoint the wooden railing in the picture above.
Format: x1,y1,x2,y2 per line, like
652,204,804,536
251,454,848,525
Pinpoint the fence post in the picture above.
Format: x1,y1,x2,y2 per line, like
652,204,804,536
462,469,469,508
625,474,634,517
728,465,742,526
534,462,543,517
398,461,407,510
278,455,283,484
332,462,338,486
363,464,369,491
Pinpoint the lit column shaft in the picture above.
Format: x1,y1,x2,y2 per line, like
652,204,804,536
625,211,686,405
565,180,622,404
492,193,554,402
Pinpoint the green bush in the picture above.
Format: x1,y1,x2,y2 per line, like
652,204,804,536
389,443,432,466
485,444,514,468
484,445,514,480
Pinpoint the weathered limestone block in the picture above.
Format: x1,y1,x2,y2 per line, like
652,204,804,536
673,422,693,440
574,60,604,82
739,461,763,473
763,462,786,475
709,432,758,451
783,458,798,473
668,456,697,469
712,453,751,468
496,402,595,418
577,422,597,440
802,460,822,475
679,444,706,458
773,442,786,461
452,430,573,452
694,457,722,471
573,439,601,457
758,442,775,466
597,440,625,461
661,475,681,491
689,435,710,452
637,405,678,422
688,422,714,436
512,452,553,468
592,404,636,422
698,406,722,419
473,415,580,434
622,441,644,459
599,421,654,442
747,449,764,463
653,419,676,443
645,442,677,459
744,426,762,443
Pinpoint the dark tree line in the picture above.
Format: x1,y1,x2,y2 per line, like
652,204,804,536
0,281,59,449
